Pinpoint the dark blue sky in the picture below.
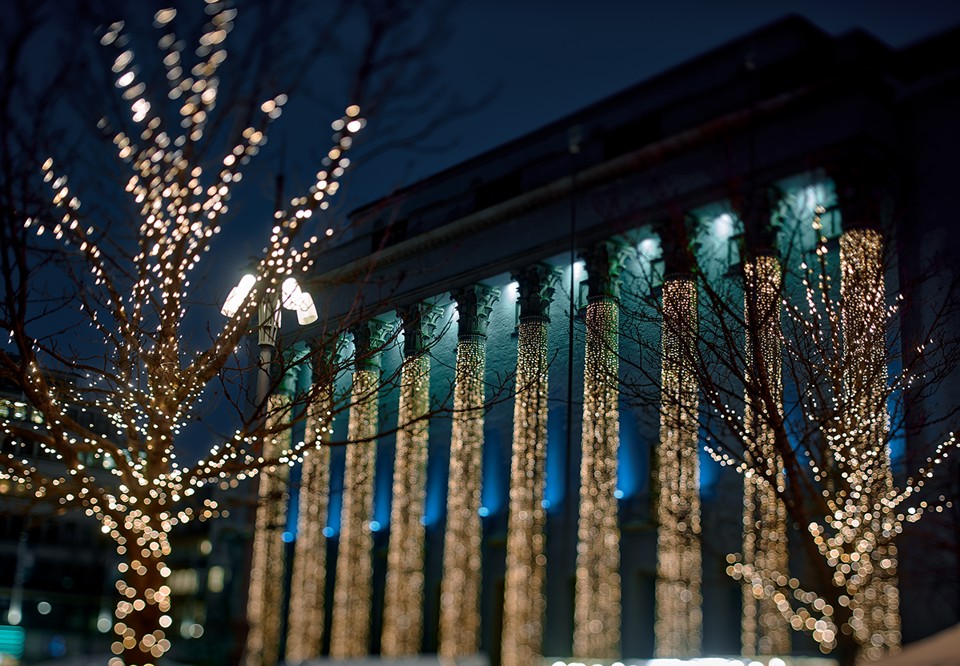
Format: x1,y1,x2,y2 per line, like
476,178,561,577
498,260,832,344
442,1,959,155
347,0,960,206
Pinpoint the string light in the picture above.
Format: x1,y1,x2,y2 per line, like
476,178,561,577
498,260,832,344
574,292,622,657
330,323,389,658
244,395,292,666
655,276,702,657
741,255,790,656
1,2,367,662
839,227,899,658
502,265,558,666
724,215,957,659
0,0,366,666
381,353,431,657
439,285,498,663
286,386,334,663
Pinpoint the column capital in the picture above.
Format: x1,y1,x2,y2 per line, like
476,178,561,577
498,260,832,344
581,239,628,302
308,335,348,386
399,302,443,358
278,366,298,397
451,284,500,339
512,263,561,323
654,216,696,277
275,344,311,397
739,186,778,260
351,318,393,372
828,157,893,233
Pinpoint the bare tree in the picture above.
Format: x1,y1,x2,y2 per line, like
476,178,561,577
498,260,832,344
617,185,960,665
0,1,487,664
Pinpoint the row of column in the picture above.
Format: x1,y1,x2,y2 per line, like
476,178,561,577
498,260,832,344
242,243,633,665
244,224,897,663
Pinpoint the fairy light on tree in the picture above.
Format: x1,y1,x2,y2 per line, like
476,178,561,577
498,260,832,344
741,254,790,656
655,275,702,658
501,264,559,666
438,285,499,663
839,226,899,657
574,242,626,660
0,1,400,662
381,303,442,658
708,201,959,665
330,320,390,658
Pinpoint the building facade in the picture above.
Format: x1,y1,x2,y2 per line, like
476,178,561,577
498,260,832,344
245,16,960,664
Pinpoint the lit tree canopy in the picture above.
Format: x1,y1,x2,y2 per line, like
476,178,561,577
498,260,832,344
0,1,455,663
620,194,959,664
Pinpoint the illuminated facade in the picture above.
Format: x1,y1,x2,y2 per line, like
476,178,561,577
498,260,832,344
235,16,960,665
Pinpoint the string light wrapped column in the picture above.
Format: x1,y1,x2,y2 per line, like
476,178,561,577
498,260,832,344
655,275,702,657
439,285,499,663
839,226,899,658
574,242,626,659
286,345,342,663
381,304,443,657
245,384,294,666
741,254,790,656
330,321,391,658
501,264,560,666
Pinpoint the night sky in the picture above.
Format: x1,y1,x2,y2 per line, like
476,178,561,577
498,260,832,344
355,0,960,206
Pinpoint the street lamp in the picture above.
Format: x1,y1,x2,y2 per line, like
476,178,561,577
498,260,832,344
221,273,318,417
221,273,318,663
221,275,318,326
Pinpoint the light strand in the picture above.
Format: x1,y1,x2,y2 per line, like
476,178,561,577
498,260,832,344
329,367,380,657
286,386,333,662
741,255,790,656
439,336,487,662
574,298,622,658
840,228,900,658
655,277,702,657
244,394,291,666
501,318,550,666
381,354,432,657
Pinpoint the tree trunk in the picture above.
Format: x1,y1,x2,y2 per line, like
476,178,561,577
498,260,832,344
110,539,173,666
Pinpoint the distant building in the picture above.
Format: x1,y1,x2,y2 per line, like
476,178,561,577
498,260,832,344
0,371,115,661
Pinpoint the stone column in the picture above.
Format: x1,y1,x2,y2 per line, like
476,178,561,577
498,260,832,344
244,370,297,666
573,241,626,659
381,303,443,657
329,320,391,658
286,343,342,663
501,264,560,666
439,284,499,663
840,225,899,658
741,253,790,656
654,273,702,657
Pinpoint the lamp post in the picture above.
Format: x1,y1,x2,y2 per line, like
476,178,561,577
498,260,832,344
222,274,318,417
221,274,318,665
